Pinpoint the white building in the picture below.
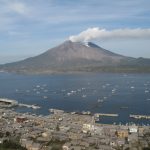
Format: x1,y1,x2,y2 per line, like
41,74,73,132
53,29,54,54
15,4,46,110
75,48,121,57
129,126,138,133
82,124,94,133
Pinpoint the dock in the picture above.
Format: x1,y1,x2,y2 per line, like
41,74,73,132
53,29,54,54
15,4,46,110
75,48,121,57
19,103,40,109
130,114,150,120
94,113,119,117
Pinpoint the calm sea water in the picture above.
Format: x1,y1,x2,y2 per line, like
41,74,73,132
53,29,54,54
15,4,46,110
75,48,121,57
0,72,150,125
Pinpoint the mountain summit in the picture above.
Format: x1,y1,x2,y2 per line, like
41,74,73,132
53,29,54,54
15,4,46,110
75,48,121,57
0,40,150,74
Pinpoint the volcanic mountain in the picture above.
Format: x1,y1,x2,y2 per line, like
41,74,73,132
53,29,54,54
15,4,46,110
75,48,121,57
0,40,150,74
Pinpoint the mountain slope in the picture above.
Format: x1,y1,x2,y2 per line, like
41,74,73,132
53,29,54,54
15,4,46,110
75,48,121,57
0,40,150,74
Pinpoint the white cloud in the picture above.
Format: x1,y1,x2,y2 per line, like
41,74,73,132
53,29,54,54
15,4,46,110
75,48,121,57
7,1,29,15
7,31,30,38
69,27,150,42
10,3,26,14
1,0,30,16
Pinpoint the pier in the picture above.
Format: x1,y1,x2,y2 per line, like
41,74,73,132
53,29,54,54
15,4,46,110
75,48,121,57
130,115,150,119
130,114,150,120
94,113,119,117
19,103,40,109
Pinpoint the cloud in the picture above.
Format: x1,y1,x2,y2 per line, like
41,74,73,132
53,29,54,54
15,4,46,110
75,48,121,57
7,31,30,38
7,1,29,15
69,27,150,42
0,0,31,18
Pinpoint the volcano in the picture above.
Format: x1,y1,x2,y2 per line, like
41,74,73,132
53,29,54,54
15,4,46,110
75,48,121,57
1,40,150,74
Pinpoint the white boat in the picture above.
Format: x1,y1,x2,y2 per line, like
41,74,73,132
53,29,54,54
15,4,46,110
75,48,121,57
31,105,40,109
97,99,103,103
106,83,110,86
131,86,135,89
67,92,71,96
112,89,116,93
145,90,149,93
82,95,86,98
43,96,48,99
77,89,81,92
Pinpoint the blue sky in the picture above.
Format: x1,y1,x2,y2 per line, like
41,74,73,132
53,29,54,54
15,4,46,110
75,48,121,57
0,0,150,63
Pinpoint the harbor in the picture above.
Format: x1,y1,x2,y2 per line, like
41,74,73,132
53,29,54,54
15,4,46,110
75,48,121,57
2,97,150,123
0,72,150,125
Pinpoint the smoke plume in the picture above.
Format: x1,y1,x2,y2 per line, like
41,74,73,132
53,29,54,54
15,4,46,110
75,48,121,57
69,27,150,42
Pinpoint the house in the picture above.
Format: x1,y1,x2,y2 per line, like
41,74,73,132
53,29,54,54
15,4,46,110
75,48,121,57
82,124,94,133
36,136,50,143
20,138,28,147
29,143,42,150
116,130,128,138
62,143,71,150
68,132,83,140
110,141,116,147
129,126,138,133
93,126,103,135
59,126,70,132
42,132,52,138
25,140,33,150
20,138,42,150
117,139,125,146
28,130,43,139
98,145,112,150
138,127,144,137
0,138,7,144
128,134,138,142
14,116,27,123
79,141,89,148
52,131,69,141
69,146,82,150
63,142,82,150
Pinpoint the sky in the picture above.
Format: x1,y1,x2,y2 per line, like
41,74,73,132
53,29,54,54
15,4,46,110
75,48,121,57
0,0,150,64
